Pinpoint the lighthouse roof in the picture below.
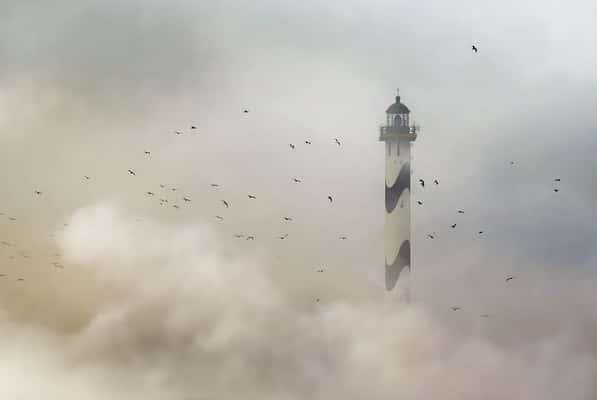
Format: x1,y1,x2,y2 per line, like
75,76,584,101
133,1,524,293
386,96,410,114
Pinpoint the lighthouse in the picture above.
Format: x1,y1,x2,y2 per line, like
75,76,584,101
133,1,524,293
380,90,418,291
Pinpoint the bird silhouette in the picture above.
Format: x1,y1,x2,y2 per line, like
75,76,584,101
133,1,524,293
334,138,341,146
183,197,191,202
171,188,178,192
282,217,293,221
451,224,457,228
84,176,90,180
175,131,183,135
478,231,484,235
327,195,333,203
316,298,320,302
191,126,197,130
147,191,155,196
418,179,425,187
510,161,515,165
160,184,166,188
289,144,295,149
472,45,478,52
427,233,435,239
246,235,255,240
215,216,224,221
451,307,461,311
305,140,311,144
554,178,561,182
316,268,324,273
554,188,560,192
128,169,136,176
173,205,179,209
458,210,465,214
339,236,348,240
160,199,169,203
248,195,257,199
243,109,249,113
144,151,151,155
434,179,439,185
292,178,302,183
505,276,515,282
17,278,24,281
210,183,220,188
417,201,423,205
222,200,229,208
234,234,245,238
34,190,42,195
278,234,288,240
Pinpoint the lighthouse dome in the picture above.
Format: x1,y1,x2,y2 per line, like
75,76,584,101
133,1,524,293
386,96,410,114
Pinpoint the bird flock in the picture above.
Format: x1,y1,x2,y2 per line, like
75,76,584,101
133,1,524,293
0,111,347,288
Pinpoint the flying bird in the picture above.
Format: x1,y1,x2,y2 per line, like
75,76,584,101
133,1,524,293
305,140,311,144
417,201,423,205
289,143,295,149
427,233,435,239
171,188,178,192
418,179,425,187
210,183,220,188
434,179,439,185
128,169,136,176
243,109,249,113
451,224,457,228
282,216,293,221
316,298,320,302
472,45,478,53
505,276,515,282
510,161,515,165
144,151,151,155
554,188,560,193
146,191,155,196
451,307,461,311
327,195,333,203
159,184,166,189
339,235,348,240
554,178,561,182
292,178,302,183
172,205,180,209
83,176,90,180
221,200,229,208
458,210,465,214
316,269,324,273
334,138,341,146
183,197,191,202
278,234,288,240
190,126,197,130
175,131,183,135
34,190,42,195
246,235,255,240
234,234,245,239
248,195,257,199
478,231,484,235
215,215,224,221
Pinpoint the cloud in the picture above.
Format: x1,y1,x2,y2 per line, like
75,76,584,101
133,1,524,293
0,203,595,399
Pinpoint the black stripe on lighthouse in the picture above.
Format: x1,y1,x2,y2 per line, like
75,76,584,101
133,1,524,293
385,162,410,213
385,240,411,291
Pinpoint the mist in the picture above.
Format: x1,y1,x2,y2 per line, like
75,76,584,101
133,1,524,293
2,0,597,398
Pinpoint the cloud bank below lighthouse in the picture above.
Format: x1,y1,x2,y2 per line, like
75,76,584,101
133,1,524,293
0,203,595,399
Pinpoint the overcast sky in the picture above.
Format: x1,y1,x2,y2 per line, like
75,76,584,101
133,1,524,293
1,1,597,399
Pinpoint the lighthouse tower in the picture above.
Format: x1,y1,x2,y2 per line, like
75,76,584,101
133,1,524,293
380,90,418,291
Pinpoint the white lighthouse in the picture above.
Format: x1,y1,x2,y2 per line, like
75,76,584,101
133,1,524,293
380,90,417,291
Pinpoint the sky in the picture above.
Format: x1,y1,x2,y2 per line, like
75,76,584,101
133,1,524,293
1,0,597,399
